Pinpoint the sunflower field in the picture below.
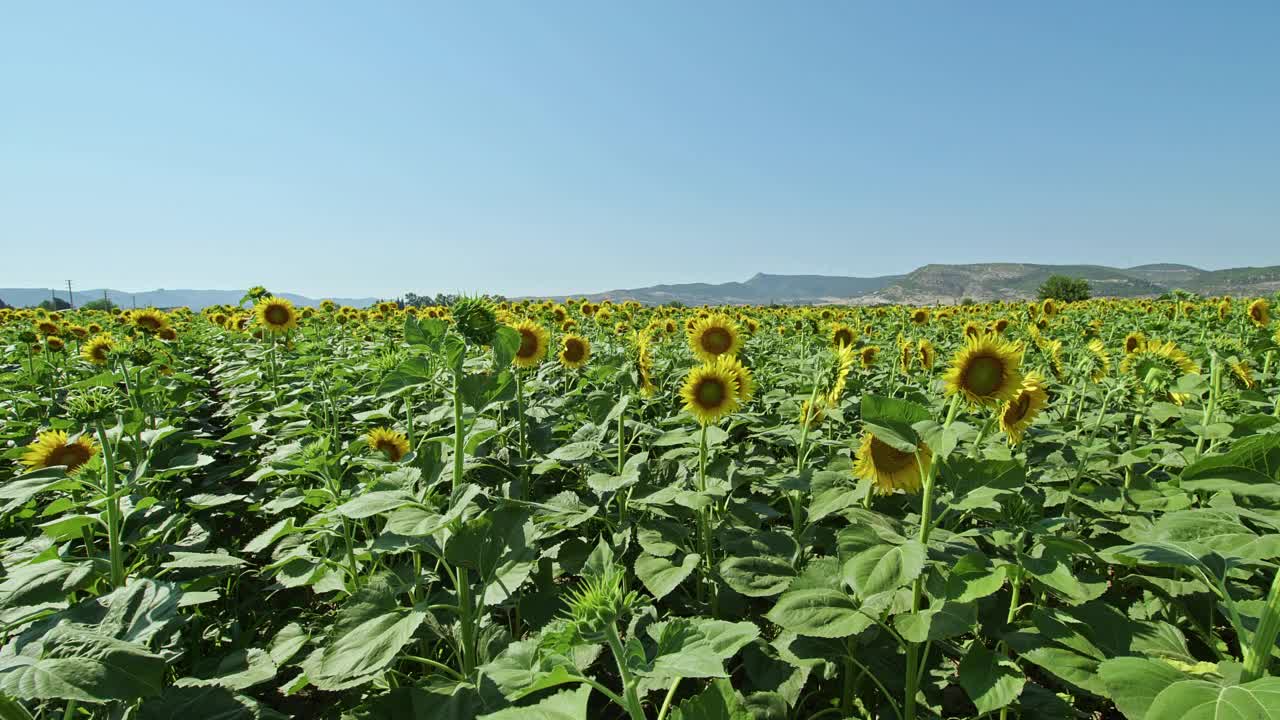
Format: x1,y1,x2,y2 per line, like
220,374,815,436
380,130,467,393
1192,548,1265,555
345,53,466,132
2,289,1280,720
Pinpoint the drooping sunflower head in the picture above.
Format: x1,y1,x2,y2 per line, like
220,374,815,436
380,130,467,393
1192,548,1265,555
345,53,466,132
853,431,932,495
1248,298,1271,327
255,297,299,333
1228,358,1256,390
679,358,741,425
687,314,743,362
21,430,98,474
1000,372,1049,445
1121,339,1200,404
132,308,170,335
898,339,915,374
558,334,591,370
81,334,117,366
511,319,549,368
1124,332,1147,355
366,427,410,462
943,335,1025,407
824,343,857,404
831,323,856,349
917,339,936,370
799,397,827,429
859,345,880,369
1085,339,1111,382
158,326,178,341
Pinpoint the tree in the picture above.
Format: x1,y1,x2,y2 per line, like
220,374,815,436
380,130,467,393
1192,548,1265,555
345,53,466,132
38,297,72,311
1037,275,1091,303
83,298,118,311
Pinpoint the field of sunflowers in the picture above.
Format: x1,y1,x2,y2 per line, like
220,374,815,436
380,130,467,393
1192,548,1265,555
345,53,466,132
2,288,1280,720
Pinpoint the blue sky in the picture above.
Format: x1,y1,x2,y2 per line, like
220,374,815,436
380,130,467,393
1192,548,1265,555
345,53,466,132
2,1,1277,298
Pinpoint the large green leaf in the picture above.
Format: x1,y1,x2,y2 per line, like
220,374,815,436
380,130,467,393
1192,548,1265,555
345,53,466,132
1098,657,1190,720
636,618,760,680
1146,678,1280,720
958,643,1025,714
719,556,795,598
766,588,870,639
0,623,165,702
843,540,925,600
478,685,590,720
671,678,753,720
298,575,427,691
137,685,287,719
860,395,930,452
635,553,700,601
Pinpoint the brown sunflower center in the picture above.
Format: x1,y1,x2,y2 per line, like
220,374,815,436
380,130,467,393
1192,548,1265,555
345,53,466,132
374,438,403,461
137,317,161,330
563,339,585,363
91,345,110,362
47,444,92,472
694,377,727,408
264,305,290,326
517,329,539,358
834,329,854,347
1003,391,1031,425
868,436,915,473
700,327,733,355
963,355,1005,397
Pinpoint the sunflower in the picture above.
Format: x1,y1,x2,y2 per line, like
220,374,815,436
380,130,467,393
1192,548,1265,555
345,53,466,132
1085,339,1111,382
68,325,89,340
81,334,117,366
367,427,410,462
854,431,932,495
45,336,65,352
1248,299,1271,328
917,339,936,371
558,334,591,369
826,343,857,404
963,322,982,340
1040,298,1058,317
911,308,930,325
21,430,99,474
511,319,549,368
132,308,170,335
1123,332,1147,355
158,326,178,341
687,314,743,362
898,341,915,374
799,397,827,429
255,297,299,333
859,345,880,369
635,331,657,396
1041,338,1066,381
1000,372,1049,445
831,323,856,349
36,319,60,336
680,358,741,425
1217,299,1231,321
1121,339,1200,404
1229,359,1256,389
722,356,755,403
943,335,1024,407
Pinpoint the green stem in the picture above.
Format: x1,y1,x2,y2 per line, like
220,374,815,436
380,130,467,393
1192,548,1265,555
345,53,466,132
655,678,682,720
452,367,466,492
604,623,646,720
94,419,126,588
515,370,528,462
1243,570,1280,681
696,423,718,615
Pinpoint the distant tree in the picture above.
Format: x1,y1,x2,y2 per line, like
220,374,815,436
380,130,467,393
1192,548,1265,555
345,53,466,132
0,298,9,310
960,297,977,306
83,298,118,311
38,298,72,311
1037,275,1091,303
664,300,686,308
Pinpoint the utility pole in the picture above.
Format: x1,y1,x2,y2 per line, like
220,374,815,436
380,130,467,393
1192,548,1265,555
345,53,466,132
66,280,74,308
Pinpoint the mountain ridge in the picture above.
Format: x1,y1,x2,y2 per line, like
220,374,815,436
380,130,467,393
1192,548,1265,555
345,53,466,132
0,288,378,310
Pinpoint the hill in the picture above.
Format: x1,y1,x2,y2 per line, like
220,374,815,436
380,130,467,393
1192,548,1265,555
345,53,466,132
561,262,1280,305
0,288,378,310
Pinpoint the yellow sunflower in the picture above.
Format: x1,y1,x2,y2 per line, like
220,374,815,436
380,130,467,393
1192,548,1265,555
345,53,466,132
722,356,754,403
943,335,1025,407
917,339,936,371
1229,359,1256,390
800,397,827,430
859,345,880,369
831,323,856,349
1217,299,1231,321
511,319,549,368
1085,339,1111,382
679,358,741,425
999,372,1049,445
35,319,60,336
21,430,98,474
81,334,117,366
1248,298,1271,328
1124,332,1147,355
687,313,743,362
854,431,932,495
826,343,857,404
132,308,170,335
1040,298,1058,317
45,336,66,352
367,427,410,462
558,334,591,369
1121,339,1200,405
636,331,657,396
255,297,299,333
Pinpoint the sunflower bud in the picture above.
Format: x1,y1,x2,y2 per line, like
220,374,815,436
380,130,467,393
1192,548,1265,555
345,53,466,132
451,296,499,347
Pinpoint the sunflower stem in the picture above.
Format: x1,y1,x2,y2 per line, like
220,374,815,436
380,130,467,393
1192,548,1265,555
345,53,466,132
94,419,126,589
452,366,465,492
1194,352,1221,458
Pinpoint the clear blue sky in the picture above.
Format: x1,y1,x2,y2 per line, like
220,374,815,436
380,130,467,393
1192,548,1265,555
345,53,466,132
2,2,1277,298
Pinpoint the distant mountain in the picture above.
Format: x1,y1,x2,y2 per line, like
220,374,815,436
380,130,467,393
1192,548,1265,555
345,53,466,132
0,288,378,310
556,263,1280,306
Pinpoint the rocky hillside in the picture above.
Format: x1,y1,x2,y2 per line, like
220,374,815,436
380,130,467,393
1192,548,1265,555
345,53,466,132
568,263,1280,306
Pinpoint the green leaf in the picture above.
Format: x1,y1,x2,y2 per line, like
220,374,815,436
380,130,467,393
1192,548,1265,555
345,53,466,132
860,395,929,452
137,685,288,720
958,643,1025,714
377,356,434,397
299,575,427,691
844,540,925,600
1146,678,1280,720
638,618,760,679
635,552,700,601
766,588,870,639
162,552,246,570
404,316,446,349
0,623,165,702
1098,657,1190,720
175,648,277,690
671,678,753,720
719,556,795,598
478,685,591,720
337,491,416,519
492,326,522,370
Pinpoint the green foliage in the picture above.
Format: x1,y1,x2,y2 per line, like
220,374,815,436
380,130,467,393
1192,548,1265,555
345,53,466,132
1037,274,1092,302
